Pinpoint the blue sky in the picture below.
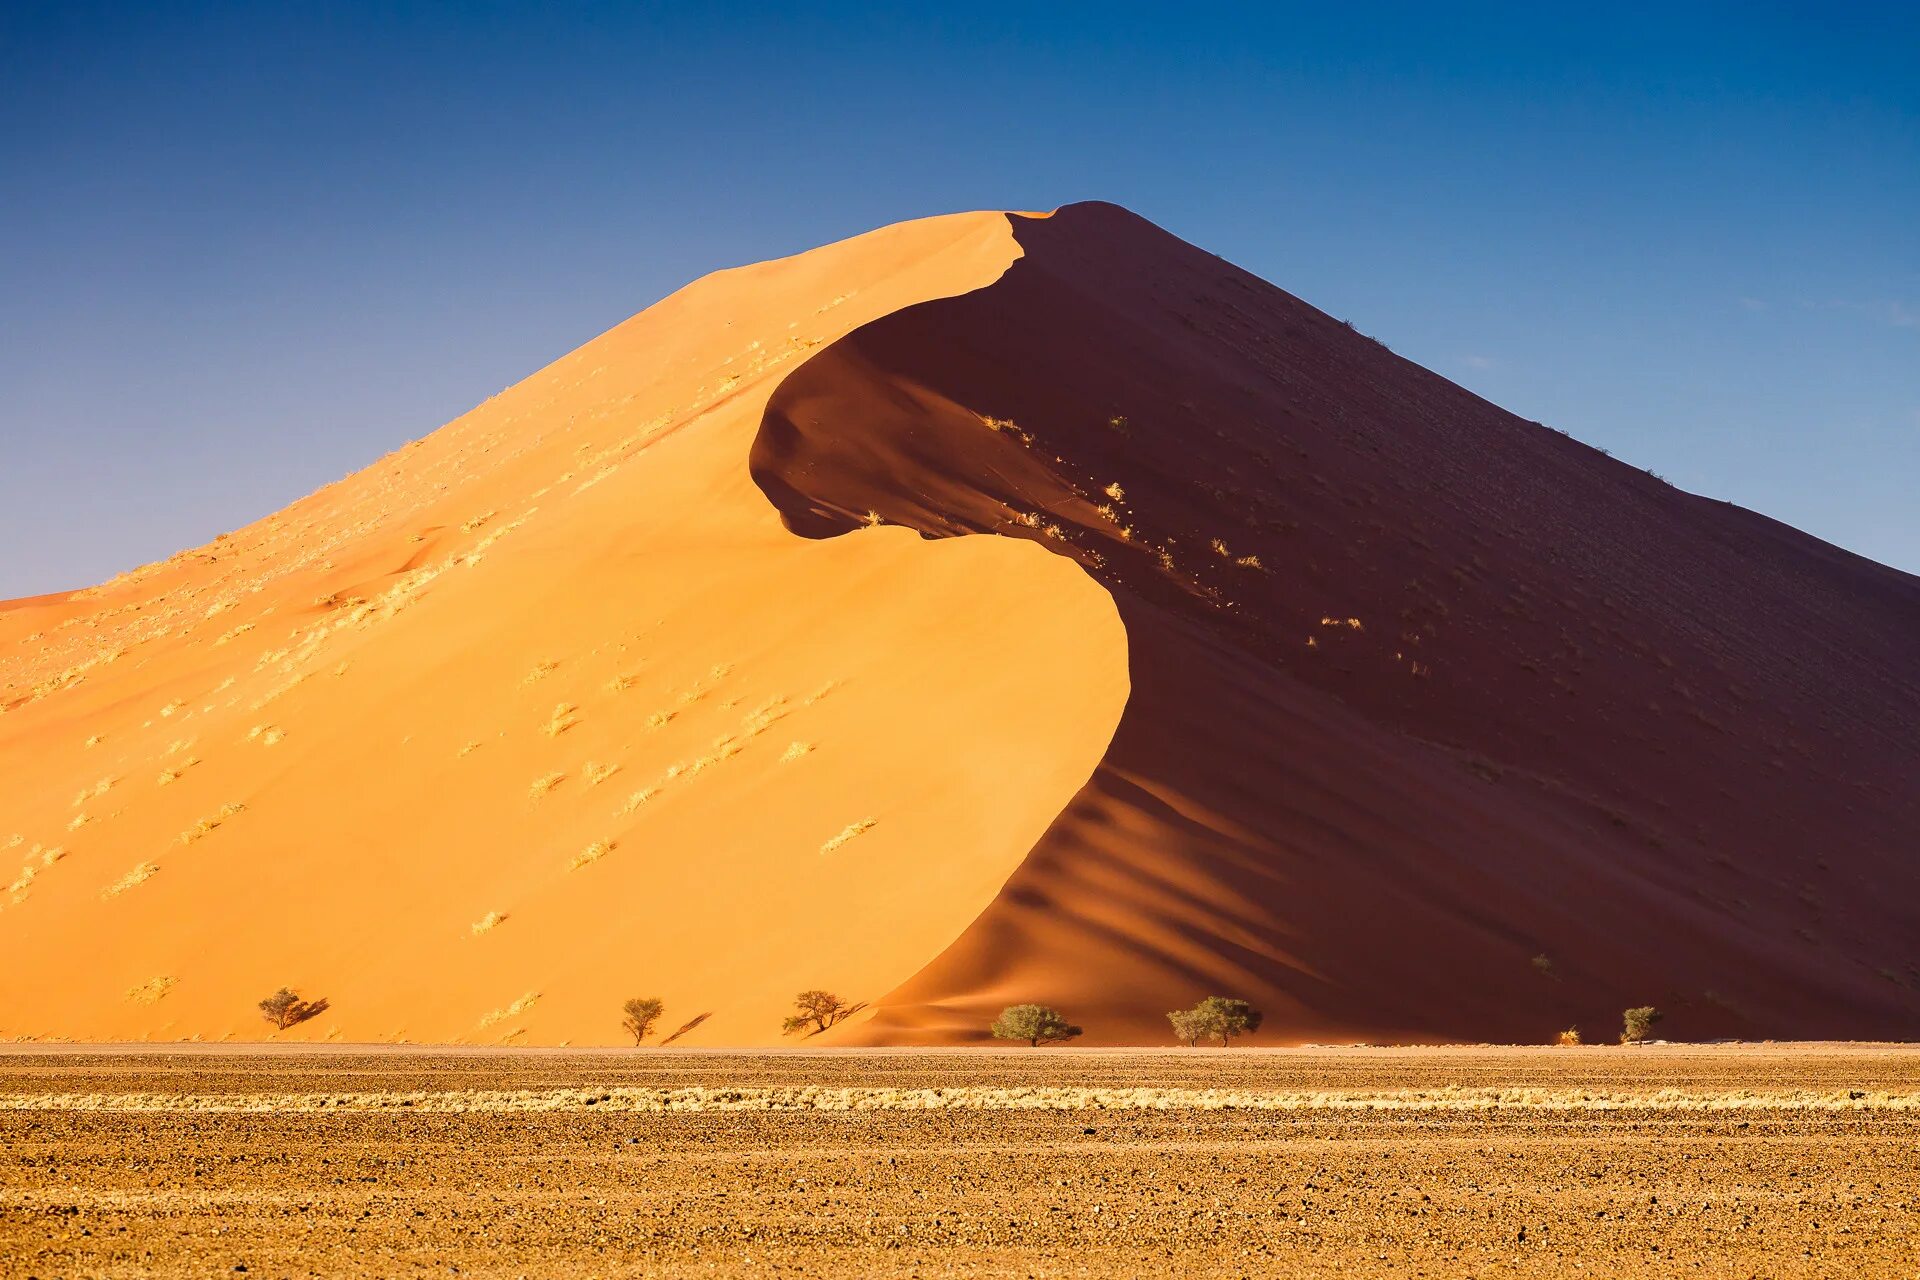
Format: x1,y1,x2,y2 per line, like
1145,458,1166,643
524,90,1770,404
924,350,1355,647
2,2,1915,594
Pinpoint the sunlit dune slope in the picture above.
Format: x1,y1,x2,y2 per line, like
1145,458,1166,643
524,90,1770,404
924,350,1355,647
753,201,1920,1045
0,210,1127,1045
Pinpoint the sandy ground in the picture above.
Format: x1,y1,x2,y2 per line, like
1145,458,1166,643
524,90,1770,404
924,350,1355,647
3,1045,1917,1277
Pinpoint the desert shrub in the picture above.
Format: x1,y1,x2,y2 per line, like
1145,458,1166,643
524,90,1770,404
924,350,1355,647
781,990,856,1036
1557,1027,1582,1046
990,1004,1081,1047
258,987,329,1031
621,996,665,1045
1621,1006,1664,1043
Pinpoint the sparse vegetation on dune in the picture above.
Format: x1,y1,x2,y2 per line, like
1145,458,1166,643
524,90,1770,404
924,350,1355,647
569,839,614,870
818,818,876,856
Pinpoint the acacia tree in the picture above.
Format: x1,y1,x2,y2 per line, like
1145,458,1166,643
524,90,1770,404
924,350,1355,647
1167,1007,1211,1047
621,996,665,1045
990,1004,1081,1047
1194,996,1263,1046
258,987,329,1031
782,990,855,1036
1621,1006,1664,1043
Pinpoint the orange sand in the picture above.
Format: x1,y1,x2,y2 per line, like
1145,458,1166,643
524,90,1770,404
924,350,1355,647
3,203,1916,1046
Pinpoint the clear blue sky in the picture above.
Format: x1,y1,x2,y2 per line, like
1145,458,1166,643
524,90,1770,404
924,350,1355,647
2,2,1915,595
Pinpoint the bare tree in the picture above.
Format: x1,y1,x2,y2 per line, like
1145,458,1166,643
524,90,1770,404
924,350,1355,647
990,1004,1081,1047
258,987,329,1031
781,990,855,1036
621,996,665,1045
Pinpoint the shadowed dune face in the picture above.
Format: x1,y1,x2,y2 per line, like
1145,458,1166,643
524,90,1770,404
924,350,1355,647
752,202,1920,1044
0,211,1128,1046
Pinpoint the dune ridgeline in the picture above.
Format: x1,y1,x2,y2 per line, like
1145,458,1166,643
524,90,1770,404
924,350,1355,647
3,203,1916,1046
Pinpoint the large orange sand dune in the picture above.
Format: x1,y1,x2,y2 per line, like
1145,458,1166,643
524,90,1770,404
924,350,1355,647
2,203,1916,1045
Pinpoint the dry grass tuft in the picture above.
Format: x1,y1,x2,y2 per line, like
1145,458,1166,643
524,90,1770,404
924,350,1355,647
477,992,539,1029
543,703,579,736
621,789,655,814
470,911,508,936
157,757,201,785
102,862,160,899
819,818,878,857
528,772,566,799
584,760,621,787
180,803,245,845
522,660,558,686
127,976,177,1004
72,777,115,806
780,741,814,763
569,840,614,871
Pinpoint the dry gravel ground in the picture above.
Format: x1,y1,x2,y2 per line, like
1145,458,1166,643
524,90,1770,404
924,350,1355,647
2,1044,1917,1277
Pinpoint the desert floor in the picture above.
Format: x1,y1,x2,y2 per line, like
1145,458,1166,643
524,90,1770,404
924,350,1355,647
2,1044,1916,1277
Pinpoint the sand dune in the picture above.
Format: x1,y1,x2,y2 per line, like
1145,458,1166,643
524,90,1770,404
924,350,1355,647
2,202,1915,1045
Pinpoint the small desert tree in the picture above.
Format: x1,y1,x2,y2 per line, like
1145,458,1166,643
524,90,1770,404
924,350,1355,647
781,990,854,1036
990,1004,1081,1047
621,996,665,1045
1167,1007,1212,1047
1194,996,1263,1046
1621,1006,1663,1043
258,987,329,1032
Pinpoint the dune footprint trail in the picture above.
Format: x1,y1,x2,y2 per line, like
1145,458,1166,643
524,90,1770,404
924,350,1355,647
3,202,1917,1046
0,211,1126,1046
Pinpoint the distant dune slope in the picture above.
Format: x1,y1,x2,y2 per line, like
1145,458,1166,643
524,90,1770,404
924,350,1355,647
752,201,1920,1044
4,202,1915,1047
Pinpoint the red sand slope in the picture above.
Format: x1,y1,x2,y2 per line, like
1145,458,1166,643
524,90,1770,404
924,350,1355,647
2,202,1915,1045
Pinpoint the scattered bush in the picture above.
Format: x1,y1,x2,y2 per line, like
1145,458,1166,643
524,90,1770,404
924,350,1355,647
782,990,855,1036
258,987,329,1031
1557,1027,1582,1046
990,1004,1082,1047
621,996,665,1045
1621,1006,1664,1043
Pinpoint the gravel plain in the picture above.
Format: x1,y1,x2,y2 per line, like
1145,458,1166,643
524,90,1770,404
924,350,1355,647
3,1044,1917,1277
